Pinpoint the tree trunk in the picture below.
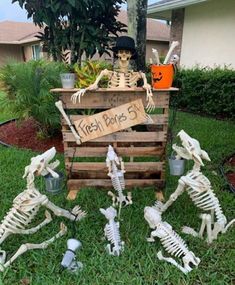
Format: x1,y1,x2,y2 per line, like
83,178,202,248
127,0,147,71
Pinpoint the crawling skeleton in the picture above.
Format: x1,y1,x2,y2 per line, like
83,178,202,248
0,147,86,271
144,206,200,274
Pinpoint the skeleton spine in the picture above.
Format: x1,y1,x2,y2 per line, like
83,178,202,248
160,224,189,257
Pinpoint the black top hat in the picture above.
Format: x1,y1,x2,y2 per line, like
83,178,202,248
112,36,137,59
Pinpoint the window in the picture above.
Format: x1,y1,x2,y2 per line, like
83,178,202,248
32,44,41,60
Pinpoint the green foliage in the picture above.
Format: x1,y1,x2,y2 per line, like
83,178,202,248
173,67,235,120
0,60,68,135
74,60,112,88
12,0,127,64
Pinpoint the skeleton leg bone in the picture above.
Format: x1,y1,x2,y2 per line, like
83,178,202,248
0,223,67,271
44,200,86,221
55,101,81,145
157,251,189,274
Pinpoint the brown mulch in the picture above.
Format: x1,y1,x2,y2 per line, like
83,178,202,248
225,156,235,189
0,118,64,153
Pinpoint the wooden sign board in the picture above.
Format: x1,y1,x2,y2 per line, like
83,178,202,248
74,99,146,143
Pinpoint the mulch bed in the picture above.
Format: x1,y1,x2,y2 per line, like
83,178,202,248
0,118,64,153
224,156,235,191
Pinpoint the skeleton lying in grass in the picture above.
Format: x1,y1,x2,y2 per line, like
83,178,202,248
144,206,200,274
0,147,86,271
71,36,155,113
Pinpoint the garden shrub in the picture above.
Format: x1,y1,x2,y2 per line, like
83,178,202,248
0,60,68,136
74,60,112,88
173,67,235,120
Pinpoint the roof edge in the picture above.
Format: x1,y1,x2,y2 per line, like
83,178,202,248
147,0,208,14
0,37,40,45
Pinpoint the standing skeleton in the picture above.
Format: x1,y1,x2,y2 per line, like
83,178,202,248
144,206,200,274
106,145,132,217
157,130,235,244
0,147,86,271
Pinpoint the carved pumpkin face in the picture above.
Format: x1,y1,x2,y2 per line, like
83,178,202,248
151,64,174,89
152,71,163,83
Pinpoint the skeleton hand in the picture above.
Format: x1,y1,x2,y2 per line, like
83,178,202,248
143,84,155,113
71,88,87,104
71,205,87,221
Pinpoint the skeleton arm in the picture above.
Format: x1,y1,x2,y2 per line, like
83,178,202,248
158,179,185,213
140,72,155,112
71,69,110,104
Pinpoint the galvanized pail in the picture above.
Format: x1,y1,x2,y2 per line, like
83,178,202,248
44,172,64,194
168,157,185,176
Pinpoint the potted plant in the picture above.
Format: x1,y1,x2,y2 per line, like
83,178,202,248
60,65,76,89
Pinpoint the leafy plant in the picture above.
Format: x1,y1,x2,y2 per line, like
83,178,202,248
13,0,127,65
0,60,68,136
74,60,112,88
173,67,235,120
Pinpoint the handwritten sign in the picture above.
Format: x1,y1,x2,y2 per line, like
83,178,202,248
74,99,146,143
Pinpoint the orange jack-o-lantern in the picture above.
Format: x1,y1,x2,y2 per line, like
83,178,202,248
151,64,174,89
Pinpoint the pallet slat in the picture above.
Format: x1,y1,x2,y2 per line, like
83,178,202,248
63,131,167,143
62,114,168,126
66,162,164,172
59,91,169,109
64,146,164,157
67,179,165,189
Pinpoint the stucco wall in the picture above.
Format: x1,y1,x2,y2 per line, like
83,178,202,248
181,0,235,69
146,40,169,62
0,44,23,65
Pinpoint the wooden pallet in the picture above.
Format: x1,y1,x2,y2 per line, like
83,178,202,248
51,87,178,200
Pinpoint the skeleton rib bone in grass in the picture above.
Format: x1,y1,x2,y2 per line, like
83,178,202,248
0,147,86,271
144,206,200,274
155,130,235,244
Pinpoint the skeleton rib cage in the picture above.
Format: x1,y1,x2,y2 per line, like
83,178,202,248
181,171,227,225
0,188,46,244
158,222,190,258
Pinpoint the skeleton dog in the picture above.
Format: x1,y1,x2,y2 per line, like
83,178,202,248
156,130,235,244
144,206,200,274
0,147,86,270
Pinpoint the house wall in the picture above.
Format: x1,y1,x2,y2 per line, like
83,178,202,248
23,44,33,61
146,40,169,62
181,0,235,69
0,44,23,65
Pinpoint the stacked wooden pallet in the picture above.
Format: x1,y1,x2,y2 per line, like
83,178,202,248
51,87,178,199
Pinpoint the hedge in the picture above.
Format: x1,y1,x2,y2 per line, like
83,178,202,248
173,67,235,120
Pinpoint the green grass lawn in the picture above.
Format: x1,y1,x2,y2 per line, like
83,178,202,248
0,112,234,285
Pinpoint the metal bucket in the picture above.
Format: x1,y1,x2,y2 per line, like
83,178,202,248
44,172,64,194
169,157,185,176
60,73,75,89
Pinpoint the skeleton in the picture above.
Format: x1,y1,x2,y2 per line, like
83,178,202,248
144,206,200,274
106,145,132,217
0,147,86,270
156,130,235,244
71,49,155,113
100,207,124,256
163,41,179,65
